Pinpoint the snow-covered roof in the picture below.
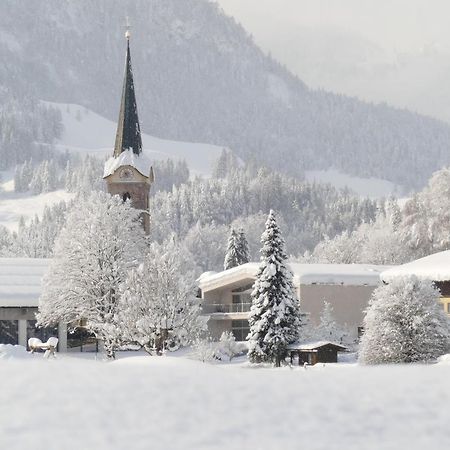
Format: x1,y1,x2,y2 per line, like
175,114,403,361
381,250,450,283
198,262,390,292
0,258,49,307
103,149,153,178
290,263,391,286
287,341,347,351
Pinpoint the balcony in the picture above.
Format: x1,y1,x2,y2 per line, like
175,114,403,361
202,303,252,315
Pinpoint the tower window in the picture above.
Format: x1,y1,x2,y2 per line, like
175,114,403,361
122,192,131,202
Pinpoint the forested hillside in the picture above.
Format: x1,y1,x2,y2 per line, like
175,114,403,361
1,0,450,189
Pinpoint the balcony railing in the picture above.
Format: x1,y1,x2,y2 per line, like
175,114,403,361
202,303,252,314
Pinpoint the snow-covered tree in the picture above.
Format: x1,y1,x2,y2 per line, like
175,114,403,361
118,239,205,354
216,331,241,361
224,227,239,270
247,210,302,366
224,227,250,270
359,276,450,364
316,301,346,344
237,228,250,264
37,192,146,358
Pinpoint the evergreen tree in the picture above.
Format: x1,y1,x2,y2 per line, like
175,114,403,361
247,210,301,366
224,227,239,270
316,301,346,343
359,276,450,364
236,228,250,264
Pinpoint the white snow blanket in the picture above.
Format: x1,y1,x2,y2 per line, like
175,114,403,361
381,250,450,282
0,344,29,360
0,355,449,449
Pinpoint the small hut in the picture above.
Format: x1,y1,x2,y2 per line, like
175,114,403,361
287,341,347,365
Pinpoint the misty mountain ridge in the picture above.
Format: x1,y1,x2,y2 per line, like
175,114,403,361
1,0,450,190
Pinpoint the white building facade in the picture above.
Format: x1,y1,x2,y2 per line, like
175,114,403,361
0,258,67,351
198,263,391,341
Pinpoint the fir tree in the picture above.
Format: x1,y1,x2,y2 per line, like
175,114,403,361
224,227,239,270
236,228,250,264
359,276,450,364
247,210,301,366
316,301,346,343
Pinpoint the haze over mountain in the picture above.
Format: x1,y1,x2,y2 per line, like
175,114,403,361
1,0,450,190
217,0,450,124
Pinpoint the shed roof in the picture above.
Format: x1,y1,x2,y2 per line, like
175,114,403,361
381,250,450,283
0,258,49,307
286,341,347,351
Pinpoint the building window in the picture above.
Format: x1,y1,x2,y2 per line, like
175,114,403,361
0,320,19,345
231,319,250,341
122,192,131,202
27,320,58,344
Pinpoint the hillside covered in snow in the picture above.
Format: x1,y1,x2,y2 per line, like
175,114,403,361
1,0,450,189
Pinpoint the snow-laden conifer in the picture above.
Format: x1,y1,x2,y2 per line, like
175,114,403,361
37,191,146,359
224,227,250,270
247,210,301,365
316,301,346,344
118,239,205,354
359,276,450,364
236,228,250,265
224,227,239,270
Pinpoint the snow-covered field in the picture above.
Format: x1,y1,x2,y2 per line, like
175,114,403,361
0,173,74,231
1,352,449,450
305,169,404,198
46,102,225,177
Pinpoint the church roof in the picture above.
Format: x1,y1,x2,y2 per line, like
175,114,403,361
113,38,142,157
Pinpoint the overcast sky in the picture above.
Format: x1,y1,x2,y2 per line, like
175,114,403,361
215,0,450,122
216,0,450,52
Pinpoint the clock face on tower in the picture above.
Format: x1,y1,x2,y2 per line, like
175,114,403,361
119,167,134,180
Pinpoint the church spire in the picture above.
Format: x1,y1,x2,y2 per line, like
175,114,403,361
113,26,142,157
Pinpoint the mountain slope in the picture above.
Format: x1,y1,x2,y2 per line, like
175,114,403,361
48,102,223,176
1,0,450,189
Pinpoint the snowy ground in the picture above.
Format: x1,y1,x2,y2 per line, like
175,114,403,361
0,351,449,450
305,169,404,199
0,172,74,231
46,102,225,177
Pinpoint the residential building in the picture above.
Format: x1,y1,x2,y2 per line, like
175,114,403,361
0,258,67,351
198,262,390,341
381,250,450,314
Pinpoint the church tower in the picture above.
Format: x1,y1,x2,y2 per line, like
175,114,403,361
103,26,153,234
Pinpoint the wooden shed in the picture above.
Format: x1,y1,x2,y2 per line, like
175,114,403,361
287,341,347,365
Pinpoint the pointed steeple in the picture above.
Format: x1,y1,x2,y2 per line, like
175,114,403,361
113,32,142,157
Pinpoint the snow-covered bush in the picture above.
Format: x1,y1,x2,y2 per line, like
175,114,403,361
37,191,146,359
118,239,206,354
190,337,217,363
190,332,246,363
359,276,450,364
214,331,246,361
248,210,302,366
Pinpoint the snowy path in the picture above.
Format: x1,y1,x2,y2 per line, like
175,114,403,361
0,354,449,449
